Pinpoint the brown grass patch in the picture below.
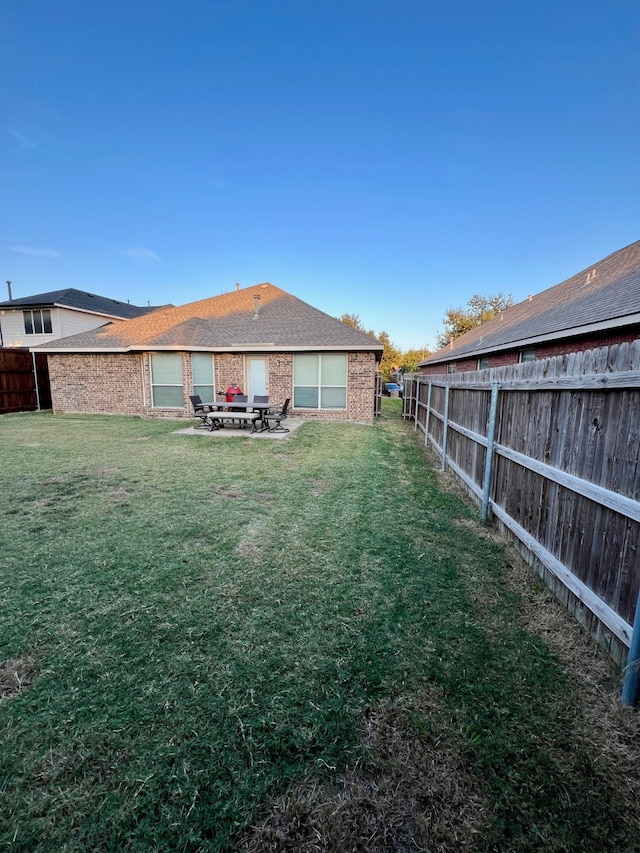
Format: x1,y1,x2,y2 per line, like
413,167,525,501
109,487,132,499
1,652,42,700
240,695,488,853
210,484,246,499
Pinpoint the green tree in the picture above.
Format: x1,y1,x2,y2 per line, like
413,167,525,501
337,313,401,381
400,347,430,373
436,292,515,349
338,312,365,330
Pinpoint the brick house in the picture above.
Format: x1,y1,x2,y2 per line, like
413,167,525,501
33,282,384,423
0,289,157,413
419,240,640,374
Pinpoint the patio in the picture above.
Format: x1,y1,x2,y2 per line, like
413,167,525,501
174,417,305,439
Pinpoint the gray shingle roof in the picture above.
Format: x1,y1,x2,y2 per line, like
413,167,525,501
33,283,383,353
0,288,157,319
423,240,640,365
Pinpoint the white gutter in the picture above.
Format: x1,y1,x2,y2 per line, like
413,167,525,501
33,344,384,354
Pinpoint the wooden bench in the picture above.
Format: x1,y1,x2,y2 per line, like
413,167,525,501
207,411,261,432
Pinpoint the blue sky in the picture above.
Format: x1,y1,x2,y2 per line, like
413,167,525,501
2,0,639,350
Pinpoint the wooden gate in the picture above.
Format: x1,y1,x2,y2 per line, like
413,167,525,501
0,348,51,413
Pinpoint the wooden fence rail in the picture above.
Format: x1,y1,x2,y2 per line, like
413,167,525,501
403,341,640,682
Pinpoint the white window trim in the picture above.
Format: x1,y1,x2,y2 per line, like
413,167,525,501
150,353,184,408
23,308,53,335
293,353,348,410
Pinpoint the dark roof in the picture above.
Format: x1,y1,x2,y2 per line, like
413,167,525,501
422,240,640,366
0,288,157,319
33,283,384,354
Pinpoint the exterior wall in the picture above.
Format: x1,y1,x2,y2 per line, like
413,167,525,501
48,353,144,415
49,349,380,423
420,326,640,375
0,307,118,348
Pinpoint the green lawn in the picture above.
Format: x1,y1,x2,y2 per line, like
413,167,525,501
1,402,639,851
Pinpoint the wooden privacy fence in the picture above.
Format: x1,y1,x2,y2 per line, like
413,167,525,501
0,348,51,413
403,341,640,684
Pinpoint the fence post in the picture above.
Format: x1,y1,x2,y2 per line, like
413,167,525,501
481,382,500,523
441,384,450,471
622,591,640,706
31,351,41,411
424,381,432,447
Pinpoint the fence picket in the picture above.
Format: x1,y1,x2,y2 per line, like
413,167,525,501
406,341,640,681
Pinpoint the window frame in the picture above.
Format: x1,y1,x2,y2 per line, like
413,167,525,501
23,308,53,335
293,353,348,410
191,353,215,403
150,352,184,408
519,348,536,363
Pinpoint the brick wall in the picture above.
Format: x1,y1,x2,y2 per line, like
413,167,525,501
49,349,380,423
48,353,144,414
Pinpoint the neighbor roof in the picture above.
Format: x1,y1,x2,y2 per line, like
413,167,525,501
33,283,384,354
0,288,157,320
422,240,640,366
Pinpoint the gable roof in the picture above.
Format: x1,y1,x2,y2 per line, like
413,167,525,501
0,288,157,320
422,240,640,366
33,283,384,354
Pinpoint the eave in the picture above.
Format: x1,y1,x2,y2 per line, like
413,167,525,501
33,343,384,355
421,312,640,366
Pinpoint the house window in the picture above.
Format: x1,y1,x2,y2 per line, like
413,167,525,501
293,353,347,409
23,309,52,335
519,348,536,363
447,363,456,374
150,353,183,407
192,353,214,402
478,357,490,370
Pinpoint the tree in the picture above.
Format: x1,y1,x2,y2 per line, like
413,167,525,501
435,292,515,349
400,347,430,373
337,313,400,380
338,312,365,331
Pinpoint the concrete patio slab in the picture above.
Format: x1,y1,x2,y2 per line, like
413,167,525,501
173,418,305,439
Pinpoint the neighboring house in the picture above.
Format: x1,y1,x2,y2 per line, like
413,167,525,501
33,282,384,423
419,240,640,374
0,288,156,349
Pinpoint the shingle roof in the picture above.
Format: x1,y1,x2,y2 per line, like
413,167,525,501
33,283,383,353
422,240,640,366
0,288,157,319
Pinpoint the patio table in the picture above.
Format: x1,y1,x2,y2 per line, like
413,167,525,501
201,401,275,432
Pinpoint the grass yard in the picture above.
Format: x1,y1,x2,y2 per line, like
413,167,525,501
2,400,640,852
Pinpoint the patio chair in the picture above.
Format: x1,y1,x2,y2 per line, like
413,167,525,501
228,394,248,408
189,395,212,428
264,398,290,433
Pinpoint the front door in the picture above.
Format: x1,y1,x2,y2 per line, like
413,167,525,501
246,356,267,400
